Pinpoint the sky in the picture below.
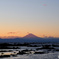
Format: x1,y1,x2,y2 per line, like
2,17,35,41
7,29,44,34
0,0,59,38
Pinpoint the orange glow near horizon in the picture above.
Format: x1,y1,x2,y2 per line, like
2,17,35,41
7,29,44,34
0,30,59,38
0,0,59,38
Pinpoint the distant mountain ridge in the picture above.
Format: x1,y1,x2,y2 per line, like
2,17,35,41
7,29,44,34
0,33,59,43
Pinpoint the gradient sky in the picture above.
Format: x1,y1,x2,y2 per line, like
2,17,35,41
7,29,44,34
0,0,59,38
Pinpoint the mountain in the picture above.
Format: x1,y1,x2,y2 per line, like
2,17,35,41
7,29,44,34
23,33,39,38
0,33,59,43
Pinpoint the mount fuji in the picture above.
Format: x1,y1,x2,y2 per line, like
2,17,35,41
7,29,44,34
23,33,39,39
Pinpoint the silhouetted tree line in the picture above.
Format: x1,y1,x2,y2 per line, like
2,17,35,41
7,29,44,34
0,43,30,46
0,42,59,49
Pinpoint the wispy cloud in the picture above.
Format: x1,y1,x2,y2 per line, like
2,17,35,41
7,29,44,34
43,4,47,6
43,35,48,38
7,32,19,34
43,35,55,38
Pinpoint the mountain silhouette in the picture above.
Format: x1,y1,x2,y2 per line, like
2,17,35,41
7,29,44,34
0,33,59,43
23,33,39,38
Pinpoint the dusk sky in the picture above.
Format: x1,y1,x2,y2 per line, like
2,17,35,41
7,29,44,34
0,0,59,38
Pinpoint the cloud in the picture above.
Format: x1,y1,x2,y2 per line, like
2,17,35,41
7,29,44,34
43,4,47,6
43,35,55,38
43,35,48,38
7,32,19,34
